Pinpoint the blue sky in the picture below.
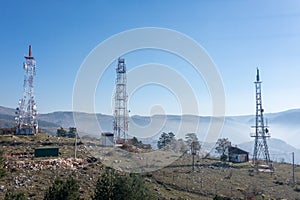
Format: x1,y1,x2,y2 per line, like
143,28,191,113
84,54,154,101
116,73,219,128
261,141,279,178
1,0,300,116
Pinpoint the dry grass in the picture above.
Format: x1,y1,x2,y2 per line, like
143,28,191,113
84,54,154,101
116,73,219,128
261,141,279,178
1,133,300,199
151,155,300,199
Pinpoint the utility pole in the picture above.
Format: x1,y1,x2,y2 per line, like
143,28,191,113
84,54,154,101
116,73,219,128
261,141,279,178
75,132,77,159
192,152,195,172
292,152,295,184
191,141,199,172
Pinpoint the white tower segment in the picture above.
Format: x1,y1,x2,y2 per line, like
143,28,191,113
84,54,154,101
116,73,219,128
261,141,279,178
15,45,38,134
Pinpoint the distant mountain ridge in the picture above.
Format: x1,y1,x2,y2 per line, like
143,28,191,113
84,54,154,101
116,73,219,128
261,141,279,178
1,105,300,156
0,106,15,116
0,106,64,133
239,138,300,164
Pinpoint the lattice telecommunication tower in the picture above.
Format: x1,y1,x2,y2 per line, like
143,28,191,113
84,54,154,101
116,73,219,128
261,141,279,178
113,58,129,144
251,68,271,166
15,45,38,134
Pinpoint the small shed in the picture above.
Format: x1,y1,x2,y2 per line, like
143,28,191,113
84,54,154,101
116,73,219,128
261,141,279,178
228,146,249,163
101,132,114,147
16,127,34,135
34,147,59,157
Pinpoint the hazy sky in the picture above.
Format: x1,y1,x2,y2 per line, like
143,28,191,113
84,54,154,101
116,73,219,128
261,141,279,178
1,0,300,116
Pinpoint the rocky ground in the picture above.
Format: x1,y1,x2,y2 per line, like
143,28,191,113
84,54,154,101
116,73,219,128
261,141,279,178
0,133,300,199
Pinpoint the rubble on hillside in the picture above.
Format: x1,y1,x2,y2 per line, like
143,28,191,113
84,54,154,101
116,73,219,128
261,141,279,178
4,158,90,172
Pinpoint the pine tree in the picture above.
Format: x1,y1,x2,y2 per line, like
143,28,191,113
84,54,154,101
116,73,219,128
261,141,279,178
4,189,26,200
44,176,80,200
92,168,116,200
157,132,176,149
92,168,154,200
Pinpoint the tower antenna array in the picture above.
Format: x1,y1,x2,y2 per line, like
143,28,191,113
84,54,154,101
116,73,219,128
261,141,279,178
251,68,271,166
15,45,38,134
113,58,129,144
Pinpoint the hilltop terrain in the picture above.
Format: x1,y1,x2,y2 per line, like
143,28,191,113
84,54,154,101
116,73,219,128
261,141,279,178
0,133,300,199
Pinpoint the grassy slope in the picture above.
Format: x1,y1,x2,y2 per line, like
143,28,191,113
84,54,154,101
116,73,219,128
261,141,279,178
151,157,300,199
0,133,300,199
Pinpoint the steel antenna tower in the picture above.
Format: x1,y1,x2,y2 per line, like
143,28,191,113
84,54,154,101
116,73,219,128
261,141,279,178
113,58,129,144
251,68,270,166
15,45,38,134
